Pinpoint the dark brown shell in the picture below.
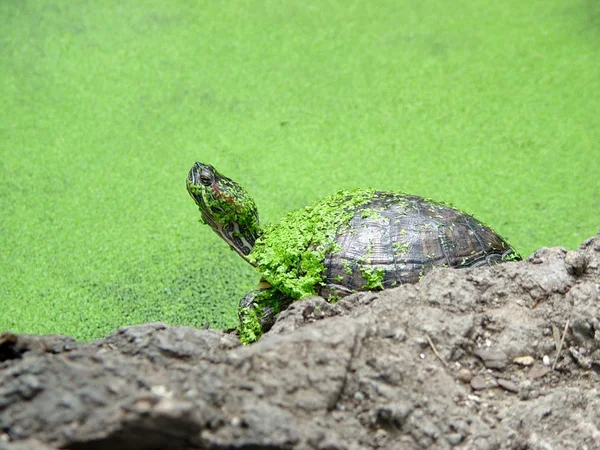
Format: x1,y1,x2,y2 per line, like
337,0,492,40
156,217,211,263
319,193,518,297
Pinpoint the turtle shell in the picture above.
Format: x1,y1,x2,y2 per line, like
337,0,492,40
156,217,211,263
318,192,517,298
250,190,519,301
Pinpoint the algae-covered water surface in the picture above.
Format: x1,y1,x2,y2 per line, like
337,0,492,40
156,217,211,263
1,0,598,340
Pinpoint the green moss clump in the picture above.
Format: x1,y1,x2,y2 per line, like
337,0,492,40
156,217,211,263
393,241,410,254
249,188,381,299
360,266,385,289
502,251,522,261
237,288,291,344
237,306,263,344
360,208,383,219
342,259,353,275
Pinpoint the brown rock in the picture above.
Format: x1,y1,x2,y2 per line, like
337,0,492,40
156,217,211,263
474,349,509,370
456,368,473,383
497,379,519,393
564,250,588,276
470,375,488,391
0,232,599,450
528,363,552,380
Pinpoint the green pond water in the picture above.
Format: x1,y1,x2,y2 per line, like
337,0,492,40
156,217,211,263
1,0,598,340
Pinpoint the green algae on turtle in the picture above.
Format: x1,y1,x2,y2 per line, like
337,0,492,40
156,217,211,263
248,188,386,300
237,305,263,344
360,266,386,290
186,162,521,345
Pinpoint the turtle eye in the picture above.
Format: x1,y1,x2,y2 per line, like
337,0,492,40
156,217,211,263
199,170,213,186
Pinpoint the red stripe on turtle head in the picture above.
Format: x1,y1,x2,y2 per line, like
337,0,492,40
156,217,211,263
212,183,236,205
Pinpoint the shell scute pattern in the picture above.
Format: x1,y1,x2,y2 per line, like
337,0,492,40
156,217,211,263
320,193,513,297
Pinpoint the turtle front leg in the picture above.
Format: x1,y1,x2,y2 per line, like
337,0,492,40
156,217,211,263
237,282,292,344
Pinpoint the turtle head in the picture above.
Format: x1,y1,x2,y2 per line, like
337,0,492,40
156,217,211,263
186,162,261,264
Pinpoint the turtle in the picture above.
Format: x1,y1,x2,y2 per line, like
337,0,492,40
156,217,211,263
186,162,520,343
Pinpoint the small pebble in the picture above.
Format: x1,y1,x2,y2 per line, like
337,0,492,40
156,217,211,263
528,364,551,380
446,433,464,445
542,355,550,366
150,385,172,398
331,411,344,422
456,368,473,383
513,356,534,366
471,375,488,391
474,349,508,370
354,391,365,402
564,250,588,276
497,379,519,393
467,394,481,403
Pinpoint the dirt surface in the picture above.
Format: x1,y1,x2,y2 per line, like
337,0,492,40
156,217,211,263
1,232,599,450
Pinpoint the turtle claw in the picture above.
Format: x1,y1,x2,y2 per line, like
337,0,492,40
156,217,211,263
238,290,277,331
237,289,292,343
